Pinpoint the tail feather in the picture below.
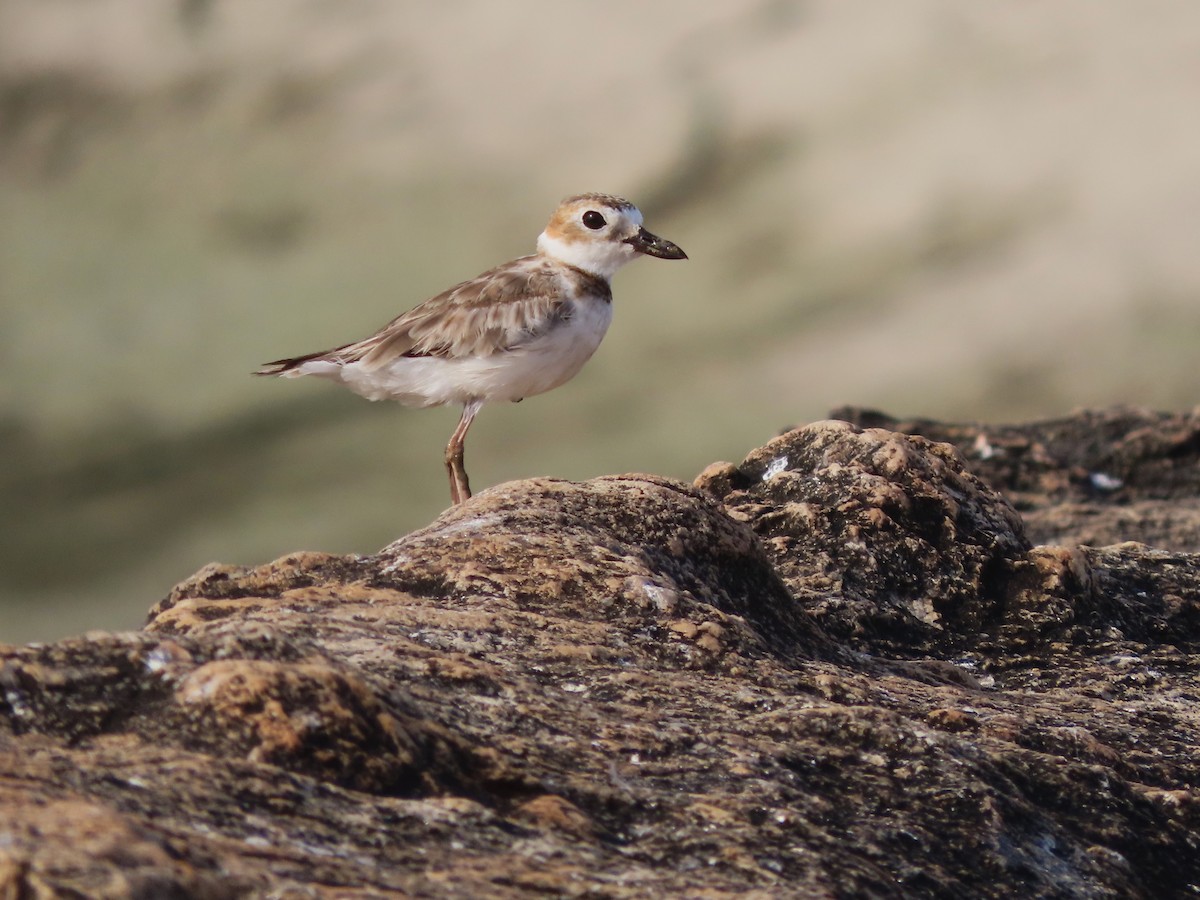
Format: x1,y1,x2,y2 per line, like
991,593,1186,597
254,350,329,377
255,333,361,376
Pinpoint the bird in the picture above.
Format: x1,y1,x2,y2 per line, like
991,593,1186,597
255,192,687,505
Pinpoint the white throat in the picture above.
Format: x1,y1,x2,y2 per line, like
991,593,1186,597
537,232,636,281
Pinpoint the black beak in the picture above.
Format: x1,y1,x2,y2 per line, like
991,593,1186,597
625,226,687,260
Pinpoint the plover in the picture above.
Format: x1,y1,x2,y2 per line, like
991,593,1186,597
256,193,687,505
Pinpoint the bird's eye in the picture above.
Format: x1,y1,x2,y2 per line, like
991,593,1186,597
582,210,606,230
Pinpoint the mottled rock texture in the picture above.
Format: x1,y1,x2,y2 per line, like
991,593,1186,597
4,408,1200,898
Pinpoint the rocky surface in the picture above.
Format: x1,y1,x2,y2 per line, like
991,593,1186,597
4,407,1200,897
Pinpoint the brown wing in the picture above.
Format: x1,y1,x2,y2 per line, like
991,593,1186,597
255,257,571,375
360,257,569,366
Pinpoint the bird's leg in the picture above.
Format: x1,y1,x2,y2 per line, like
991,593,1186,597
445,400,483,505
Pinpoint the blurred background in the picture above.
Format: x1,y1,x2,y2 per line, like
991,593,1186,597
3,0,1199,642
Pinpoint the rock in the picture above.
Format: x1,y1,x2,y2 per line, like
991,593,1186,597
4,411,1200,897
696,419,1030,656
830,405,1200,550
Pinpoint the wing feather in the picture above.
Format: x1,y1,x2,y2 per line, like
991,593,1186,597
354,257,569,368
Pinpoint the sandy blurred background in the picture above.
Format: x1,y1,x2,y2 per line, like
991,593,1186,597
2,1,1199,643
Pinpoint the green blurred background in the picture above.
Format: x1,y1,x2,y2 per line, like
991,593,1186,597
3,1,1199,642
